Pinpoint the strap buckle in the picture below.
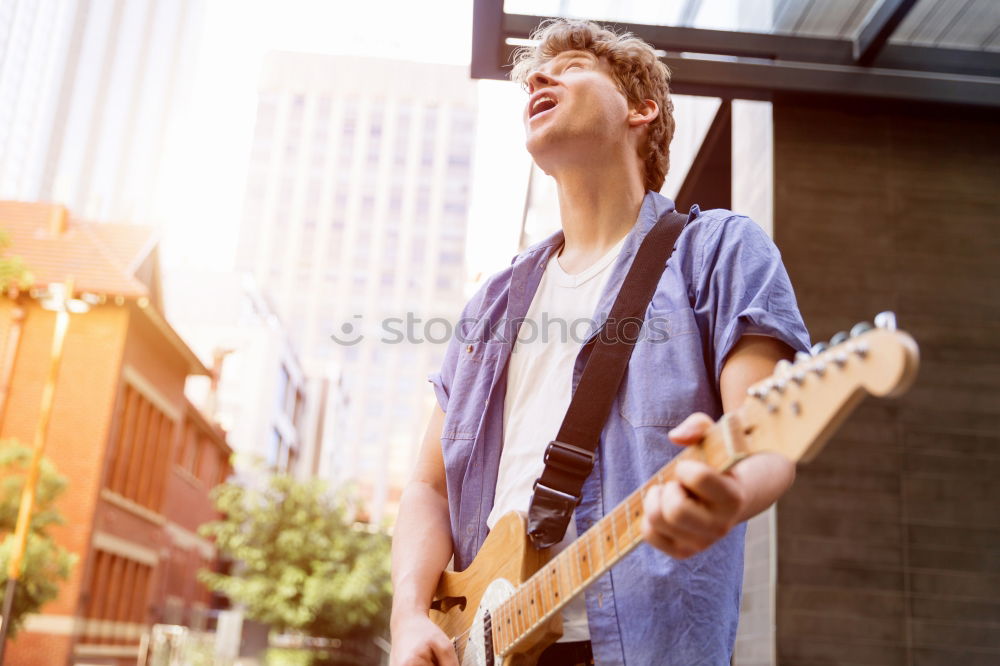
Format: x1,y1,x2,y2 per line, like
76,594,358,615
527,481,581,549
543,440,596,476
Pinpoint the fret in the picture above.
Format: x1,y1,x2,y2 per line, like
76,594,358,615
514,589,524,638
611,505,628,552
523,583,532,629
589,529,604,579
628,493,643,541
542,572,552,619
577,536,591,584
494,603,511,652
558,554,571,606
605,511,619,557
524,585,532,635
509,598,517,646
572,540,584,596
526,581,537,627
545,563,558,615
594,521,606,566
506,597,515,647
538,570,548,621
505,602,513,650
623,494,633,543
538,574,547,621
492,607,502,654
587,529,603,576
530,577,540,625
598,520,614,567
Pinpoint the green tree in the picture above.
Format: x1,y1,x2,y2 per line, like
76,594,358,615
0,230,33,293
198,474,392,643
0,441,76,639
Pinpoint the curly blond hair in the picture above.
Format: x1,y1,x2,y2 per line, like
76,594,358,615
511,19,675,192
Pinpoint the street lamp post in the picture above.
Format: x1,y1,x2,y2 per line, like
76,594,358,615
0,279,89,664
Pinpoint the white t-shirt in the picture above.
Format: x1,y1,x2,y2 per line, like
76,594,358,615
486,233,628,642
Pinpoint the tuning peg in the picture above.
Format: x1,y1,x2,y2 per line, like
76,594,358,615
874,311,897,331
795,351,810,364
829,331,849,346
850,321,873,337
775,359,792,375
810,342,828,356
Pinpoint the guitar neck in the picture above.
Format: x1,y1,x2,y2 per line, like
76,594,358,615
491,413,746,656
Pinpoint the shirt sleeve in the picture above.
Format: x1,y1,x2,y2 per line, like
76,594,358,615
428,334,460,413
692,214,811,385
426,275,497,413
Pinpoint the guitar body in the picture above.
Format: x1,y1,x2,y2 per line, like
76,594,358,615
430,512,562,665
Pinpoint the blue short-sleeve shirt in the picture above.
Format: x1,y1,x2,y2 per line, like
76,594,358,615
428,190,810,665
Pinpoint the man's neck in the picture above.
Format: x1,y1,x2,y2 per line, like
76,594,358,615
553,165,646,275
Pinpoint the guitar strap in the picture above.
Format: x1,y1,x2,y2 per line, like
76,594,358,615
526,208,689,549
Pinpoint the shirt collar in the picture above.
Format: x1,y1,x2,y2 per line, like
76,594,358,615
514,190,679,266
505,190,688,345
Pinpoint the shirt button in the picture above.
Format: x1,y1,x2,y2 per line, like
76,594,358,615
466,344,473,353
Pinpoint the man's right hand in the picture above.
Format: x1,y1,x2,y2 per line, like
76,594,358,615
390,613,459,666
391,405,458,665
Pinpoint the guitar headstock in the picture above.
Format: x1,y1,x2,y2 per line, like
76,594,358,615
742,312,919,464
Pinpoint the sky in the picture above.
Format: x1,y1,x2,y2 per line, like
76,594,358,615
157,0,529,279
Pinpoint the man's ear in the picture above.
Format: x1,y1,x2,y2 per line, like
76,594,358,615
628,99,659,128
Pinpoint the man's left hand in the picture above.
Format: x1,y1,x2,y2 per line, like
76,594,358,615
640,412,748,559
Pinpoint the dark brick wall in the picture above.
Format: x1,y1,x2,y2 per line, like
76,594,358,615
772,97,1000,665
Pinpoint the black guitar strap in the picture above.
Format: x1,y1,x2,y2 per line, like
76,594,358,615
526,208,689,549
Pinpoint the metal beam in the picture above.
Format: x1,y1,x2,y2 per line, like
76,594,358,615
853,0,918,65
478,11,1000,107
501,13,1000,78
661,53,1000,108
472,0,507,80
872,43,1000,79
503,13,852,64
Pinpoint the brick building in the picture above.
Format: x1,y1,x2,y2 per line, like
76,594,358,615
0,201,232,665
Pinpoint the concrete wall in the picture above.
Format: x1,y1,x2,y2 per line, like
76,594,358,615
772,97,1000,665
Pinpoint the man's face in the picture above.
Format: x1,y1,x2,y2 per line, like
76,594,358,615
523,50,632,167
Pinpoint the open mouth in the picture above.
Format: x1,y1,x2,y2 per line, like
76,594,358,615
529,94,558,119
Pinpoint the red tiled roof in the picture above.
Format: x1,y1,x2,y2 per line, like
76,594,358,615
0,200,155,298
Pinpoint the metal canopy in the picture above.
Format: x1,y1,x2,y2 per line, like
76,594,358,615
472,0,1000,107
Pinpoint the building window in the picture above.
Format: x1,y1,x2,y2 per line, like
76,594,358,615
275,366,290,416
178,419,198,473
81,550,152,645
293,389,306,429
267,428,283,470
107,384,175,511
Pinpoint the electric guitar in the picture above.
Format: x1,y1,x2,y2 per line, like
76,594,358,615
428,312,920,665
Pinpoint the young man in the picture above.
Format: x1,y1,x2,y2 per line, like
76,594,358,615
390,19,810,666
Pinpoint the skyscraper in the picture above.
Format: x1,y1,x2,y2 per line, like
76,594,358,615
0,0,204,222
237,52,477,520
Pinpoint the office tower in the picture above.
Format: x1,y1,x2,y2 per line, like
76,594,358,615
237,52,477,520
0,0,204,222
